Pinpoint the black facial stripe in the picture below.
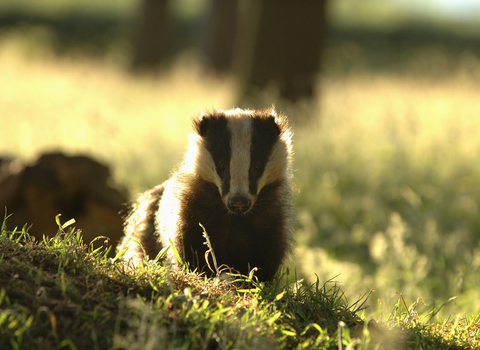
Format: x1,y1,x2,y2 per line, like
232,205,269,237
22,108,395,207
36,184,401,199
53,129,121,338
197,113,231,194
249,115,280,194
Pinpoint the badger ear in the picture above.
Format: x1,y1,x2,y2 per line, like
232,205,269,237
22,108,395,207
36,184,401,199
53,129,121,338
193,111,228,137
193,114,212,137
266,115,281,136
273,114,290,137
254,111,282,137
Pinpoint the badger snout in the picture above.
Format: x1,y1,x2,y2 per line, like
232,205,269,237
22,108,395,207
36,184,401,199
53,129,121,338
227,196,252,214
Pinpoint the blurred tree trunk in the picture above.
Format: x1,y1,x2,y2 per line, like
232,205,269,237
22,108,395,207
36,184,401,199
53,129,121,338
239,0,328,102
206,0,239,72
131,0,172,71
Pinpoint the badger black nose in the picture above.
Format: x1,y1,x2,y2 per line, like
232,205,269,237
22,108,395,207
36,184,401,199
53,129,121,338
228,197,251,213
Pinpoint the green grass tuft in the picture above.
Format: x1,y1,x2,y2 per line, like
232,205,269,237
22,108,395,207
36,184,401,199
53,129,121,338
1,218,480,349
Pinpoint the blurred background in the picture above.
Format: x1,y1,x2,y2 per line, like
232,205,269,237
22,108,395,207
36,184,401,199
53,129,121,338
1,0,480,320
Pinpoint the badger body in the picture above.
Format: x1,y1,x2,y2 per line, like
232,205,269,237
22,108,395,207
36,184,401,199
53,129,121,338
118,108,293,281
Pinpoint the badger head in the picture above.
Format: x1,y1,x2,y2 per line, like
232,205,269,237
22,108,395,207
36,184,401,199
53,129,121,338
182,108,292,214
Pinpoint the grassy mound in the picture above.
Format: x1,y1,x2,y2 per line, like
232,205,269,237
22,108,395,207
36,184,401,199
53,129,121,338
1,218,479,349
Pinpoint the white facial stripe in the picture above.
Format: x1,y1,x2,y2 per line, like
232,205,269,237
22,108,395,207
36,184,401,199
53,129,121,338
257,141,287,192
182,134,222,190
228,115,252,196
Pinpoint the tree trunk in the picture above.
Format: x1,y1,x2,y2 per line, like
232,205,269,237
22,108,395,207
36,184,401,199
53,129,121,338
131,0,173,71
206,0,239,72
239,0,328,102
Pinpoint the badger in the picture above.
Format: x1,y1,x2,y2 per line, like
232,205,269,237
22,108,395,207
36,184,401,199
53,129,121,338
117,108,293,281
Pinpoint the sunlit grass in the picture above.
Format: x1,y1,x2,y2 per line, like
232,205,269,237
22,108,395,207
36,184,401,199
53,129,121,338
1,30,480,322
2,213,480,349
0,220,372,350
0,38,237,193
296,72,480,318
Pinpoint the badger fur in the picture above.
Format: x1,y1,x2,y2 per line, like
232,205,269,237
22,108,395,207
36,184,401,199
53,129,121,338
117,108,293,281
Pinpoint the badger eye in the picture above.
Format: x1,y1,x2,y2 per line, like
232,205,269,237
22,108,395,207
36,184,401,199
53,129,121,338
217,160,228,176
252,161,263,173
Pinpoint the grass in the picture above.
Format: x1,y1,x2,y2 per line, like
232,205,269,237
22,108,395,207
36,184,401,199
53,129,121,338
294,72,480,318
0,219,365,350
1,24,480,347
2,219,480,349
0,32,237,192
